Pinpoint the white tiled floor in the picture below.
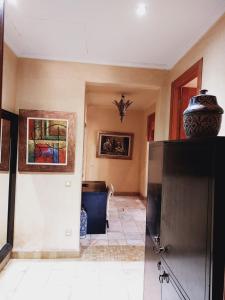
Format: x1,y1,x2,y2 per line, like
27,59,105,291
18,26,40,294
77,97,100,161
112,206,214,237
0,196,146,300
0,259,144,300
80,196,146,247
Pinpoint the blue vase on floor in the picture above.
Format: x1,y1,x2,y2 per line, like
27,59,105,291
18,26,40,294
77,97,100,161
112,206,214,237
80,208,88,239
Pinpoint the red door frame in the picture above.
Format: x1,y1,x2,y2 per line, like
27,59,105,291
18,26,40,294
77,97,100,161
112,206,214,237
169,58,203,140
147,113,155,141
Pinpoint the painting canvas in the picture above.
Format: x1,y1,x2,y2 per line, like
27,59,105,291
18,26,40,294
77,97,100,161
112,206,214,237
27,118,68,165
97,131,133,160
19,110,75,172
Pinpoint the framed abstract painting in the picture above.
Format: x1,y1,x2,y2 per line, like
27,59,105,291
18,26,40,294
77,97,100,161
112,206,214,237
96,131,134,160
19,110,76,172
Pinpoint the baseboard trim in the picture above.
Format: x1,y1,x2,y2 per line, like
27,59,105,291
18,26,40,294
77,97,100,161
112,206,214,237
139,193,147,201
11,251,80,259
114,192,147,200
0,252,11,272
114,192,140,197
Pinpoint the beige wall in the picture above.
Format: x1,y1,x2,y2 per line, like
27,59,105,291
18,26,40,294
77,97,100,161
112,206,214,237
13,58,167,252
2,44,18,112
84,105,146,193
14,59,86,252
156,14,225,140
7,13,225,252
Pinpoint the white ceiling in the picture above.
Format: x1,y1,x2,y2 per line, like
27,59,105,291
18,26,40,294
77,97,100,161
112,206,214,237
86,83,158,110
4,0,225,69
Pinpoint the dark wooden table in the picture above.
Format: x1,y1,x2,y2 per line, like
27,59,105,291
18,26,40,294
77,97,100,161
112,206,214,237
82,181,107,192
82,181,108,234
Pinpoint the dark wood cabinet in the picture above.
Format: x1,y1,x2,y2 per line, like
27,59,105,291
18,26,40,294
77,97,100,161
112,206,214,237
144,139,225,300
144,227,161,300
144,143,163,300
161,263,186,300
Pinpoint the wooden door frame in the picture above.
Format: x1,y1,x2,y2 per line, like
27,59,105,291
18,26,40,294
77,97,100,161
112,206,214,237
147,112,155,142
169,58,203,140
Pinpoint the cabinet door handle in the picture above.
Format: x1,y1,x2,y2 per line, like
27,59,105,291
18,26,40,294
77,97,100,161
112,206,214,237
153,245,158,253
159,274,164,284
159,271,170,284
153,235,160,245
159,246,168,253
165,273,169,283
153,246,168,254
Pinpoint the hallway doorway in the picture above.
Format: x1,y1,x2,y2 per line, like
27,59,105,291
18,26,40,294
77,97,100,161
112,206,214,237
169,59,203,140
81,82,157,239
79,82,159,297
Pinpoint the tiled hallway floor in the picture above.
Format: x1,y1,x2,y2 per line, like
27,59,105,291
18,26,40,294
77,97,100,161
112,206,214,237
0,197,146,300
81,196,146,247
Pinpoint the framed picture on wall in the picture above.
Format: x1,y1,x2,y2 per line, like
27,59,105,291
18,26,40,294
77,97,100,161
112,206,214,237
18,109,76,172
96,131,134,160
0,119,11,171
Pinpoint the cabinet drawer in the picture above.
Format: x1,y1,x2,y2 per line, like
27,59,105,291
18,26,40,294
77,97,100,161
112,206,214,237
160,262,188,300
161,143,210,299
161,279,186,300
143,228,161,300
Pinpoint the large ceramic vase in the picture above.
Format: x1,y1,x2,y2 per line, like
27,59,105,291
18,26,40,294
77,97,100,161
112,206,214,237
183,89,224,138
80,208,88,239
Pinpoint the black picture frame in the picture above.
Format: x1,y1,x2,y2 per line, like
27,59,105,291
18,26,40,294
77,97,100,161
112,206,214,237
96,131,134,160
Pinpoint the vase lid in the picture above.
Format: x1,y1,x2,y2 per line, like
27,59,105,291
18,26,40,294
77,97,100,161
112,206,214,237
183,89,224,115
195,89,217,101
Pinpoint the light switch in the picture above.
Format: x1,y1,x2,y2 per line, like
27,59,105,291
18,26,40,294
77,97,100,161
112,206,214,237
65,181,71,187
65,229,72,237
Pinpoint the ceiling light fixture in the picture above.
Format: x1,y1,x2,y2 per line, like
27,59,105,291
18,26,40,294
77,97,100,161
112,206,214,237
113,95,133,122
136,3,147,17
